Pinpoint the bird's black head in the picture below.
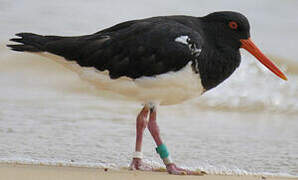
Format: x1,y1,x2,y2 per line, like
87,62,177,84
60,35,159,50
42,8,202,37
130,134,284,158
199,11,287,81
201,11,250,49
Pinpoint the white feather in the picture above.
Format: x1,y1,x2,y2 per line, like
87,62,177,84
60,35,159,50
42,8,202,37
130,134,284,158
175,35,189,45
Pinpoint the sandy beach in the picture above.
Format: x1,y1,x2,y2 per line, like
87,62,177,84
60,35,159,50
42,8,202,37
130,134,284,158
0,163,296,180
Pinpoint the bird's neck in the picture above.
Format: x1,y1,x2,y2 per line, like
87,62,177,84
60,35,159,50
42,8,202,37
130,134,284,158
172,18,241,91
194,27,240,90
196,45,241,91
190,19,240,91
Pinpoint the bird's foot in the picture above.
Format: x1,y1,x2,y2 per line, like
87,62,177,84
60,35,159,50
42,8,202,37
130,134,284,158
129,158,153,171
166,163,206,175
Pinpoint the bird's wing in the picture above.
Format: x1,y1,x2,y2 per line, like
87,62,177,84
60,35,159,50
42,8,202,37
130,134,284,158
9,19,203,79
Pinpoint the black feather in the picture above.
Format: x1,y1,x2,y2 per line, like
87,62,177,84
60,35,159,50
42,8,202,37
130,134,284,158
6,44,40,52
8,17,202,80
7,33,47,52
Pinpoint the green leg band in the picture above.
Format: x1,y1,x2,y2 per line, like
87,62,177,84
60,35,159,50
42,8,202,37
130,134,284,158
156,144,169,159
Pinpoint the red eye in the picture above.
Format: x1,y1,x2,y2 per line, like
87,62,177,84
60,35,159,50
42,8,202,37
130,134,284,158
229,21,238,29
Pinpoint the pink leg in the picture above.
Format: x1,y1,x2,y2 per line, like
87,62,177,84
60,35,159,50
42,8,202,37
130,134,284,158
147,107,205,175
130,106,152,170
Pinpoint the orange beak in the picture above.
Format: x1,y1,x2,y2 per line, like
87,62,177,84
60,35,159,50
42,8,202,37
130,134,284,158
240,38,288,81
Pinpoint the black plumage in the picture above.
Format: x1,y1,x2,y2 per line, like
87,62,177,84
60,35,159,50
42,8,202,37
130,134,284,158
7,11,251,91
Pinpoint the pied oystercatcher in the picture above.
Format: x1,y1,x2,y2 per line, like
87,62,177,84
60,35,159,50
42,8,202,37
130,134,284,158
7,11,287,175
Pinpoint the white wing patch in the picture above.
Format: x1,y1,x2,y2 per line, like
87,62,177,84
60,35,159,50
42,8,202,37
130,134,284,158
175,35,202,57
175,35,189,45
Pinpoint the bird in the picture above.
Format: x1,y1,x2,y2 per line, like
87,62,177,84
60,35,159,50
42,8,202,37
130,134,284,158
7,11,287,175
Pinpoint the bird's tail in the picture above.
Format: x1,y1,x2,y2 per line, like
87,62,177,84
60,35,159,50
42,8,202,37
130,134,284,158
7,33,53,52
7,32,107,61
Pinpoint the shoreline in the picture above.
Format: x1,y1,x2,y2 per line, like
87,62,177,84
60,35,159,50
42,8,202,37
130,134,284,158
0,163,296,180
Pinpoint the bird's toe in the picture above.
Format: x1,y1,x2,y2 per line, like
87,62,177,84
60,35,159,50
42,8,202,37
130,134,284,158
166,163,206,176
129,158,153,171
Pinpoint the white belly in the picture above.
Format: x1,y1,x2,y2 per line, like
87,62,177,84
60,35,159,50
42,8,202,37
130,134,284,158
36,52,204,105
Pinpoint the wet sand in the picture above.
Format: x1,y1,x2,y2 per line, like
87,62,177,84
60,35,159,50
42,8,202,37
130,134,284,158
0,163,296,180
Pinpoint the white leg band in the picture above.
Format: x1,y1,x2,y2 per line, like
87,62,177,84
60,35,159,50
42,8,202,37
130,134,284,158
132,151,143,159
162,156,173,165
